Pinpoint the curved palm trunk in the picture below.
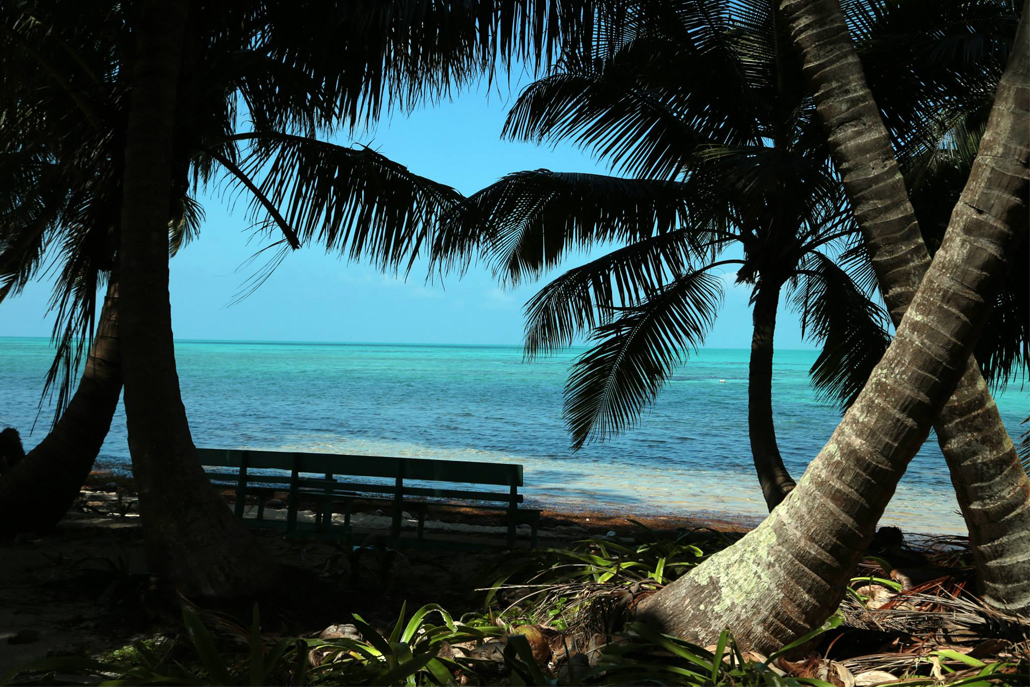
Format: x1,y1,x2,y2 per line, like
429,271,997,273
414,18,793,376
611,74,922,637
749,281,796,510
778,0,1030,614
119,0,276,597
635,27,1028,650
0,281,121,536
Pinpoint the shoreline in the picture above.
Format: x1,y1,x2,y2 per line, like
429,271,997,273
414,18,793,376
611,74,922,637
82,469,965,541
89,459,970,538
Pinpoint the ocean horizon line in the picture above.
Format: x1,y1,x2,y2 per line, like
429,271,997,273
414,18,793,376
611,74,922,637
0,335,822,353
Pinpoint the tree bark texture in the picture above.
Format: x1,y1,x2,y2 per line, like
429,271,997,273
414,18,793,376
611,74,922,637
749,280,797,511
0,281,121,536
635,28,1028,648
118,0,277,597
778,0,1030,614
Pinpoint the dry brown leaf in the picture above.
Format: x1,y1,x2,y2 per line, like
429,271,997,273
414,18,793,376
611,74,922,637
853,670,899,686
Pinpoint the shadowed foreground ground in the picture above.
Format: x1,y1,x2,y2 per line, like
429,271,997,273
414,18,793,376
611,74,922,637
0,472,753,673
2,473,1026,684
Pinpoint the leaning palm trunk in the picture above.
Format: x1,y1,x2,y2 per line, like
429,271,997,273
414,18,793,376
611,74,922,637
0,280,121,536
778,0,1030,614
634,22,1028,650
118,0,277,597
749,280,796,510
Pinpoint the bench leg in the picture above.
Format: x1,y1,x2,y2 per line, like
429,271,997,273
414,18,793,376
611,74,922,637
417,507,426,539
234,461,248,519
257,495,267,521
287,467,300,535
322,501,332,532
390,474,405,540
390,505,404,540
506,512,516,548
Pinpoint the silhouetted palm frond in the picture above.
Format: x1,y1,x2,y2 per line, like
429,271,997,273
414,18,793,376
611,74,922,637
523,228,714,358
225,133,463,274
847,0,1020,161
504,70,708,180
564,268,722,448
441,170,725,285
7,0,605,416
256,0,604,130
0,158,66,302
790,252,892,409
169,196,205,257
903,116,1028,392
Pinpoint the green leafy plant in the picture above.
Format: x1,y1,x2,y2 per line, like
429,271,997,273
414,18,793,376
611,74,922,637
487,525,715,596
302,601,507,685
481,524,721,632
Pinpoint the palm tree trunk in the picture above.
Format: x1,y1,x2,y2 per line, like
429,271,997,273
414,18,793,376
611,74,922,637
118,0,277,597
778,0,1030,614
634,26,1028,650
749,280,796,510
0,281,121,536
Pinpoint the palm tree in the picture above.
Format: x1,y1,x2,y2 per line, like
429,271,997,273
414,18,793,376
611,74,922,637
0,280,119,536
634,11,1028,646
437,0,893,511
1,0,600,591
776,0,1030,614
117,0,276,596
439,0,1029,609
3,3,461,553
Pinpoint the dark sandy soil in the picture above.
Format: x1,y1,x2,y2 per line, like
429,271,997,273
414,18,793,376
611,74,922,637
0,474,752,675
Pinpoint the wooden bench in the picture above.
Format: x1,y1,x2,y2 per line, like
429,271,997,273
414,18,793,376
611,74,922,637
197,448,540,548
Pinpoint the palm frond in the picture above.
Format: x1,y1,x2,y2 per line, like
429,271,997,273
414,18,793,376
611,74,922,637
503,70,707,180
564,268,723,449
38,262,100,429
223,132,463,273
169,195,204,257
790,252,892,410
847,0,1019,161
694,144,842,242
441,170,721,286
523,229,715,358
834,239,882,301
255,0,603,132
904,118,1028,392
0,181,63,302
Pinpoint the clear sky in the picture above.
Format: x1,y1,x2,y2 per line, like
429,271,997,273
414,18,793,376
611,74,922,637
0,72,813,350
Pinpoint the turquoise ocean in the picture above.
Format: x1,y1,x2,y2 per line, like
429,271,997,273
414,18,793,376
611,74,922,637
1,337,1026,534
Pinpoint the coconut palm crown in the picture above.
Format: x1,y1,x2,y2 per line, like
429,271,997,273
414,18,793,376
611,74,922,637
435,0,1025,510
436,0,893,510
0,0,593,416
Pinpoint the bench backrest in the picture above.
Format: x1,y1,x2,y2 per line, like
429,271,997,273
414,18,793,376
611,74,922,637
197,448,523,487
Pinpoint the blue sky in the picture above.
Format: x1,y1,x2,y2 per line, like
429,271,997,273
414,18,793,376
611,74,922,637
0,73,813,350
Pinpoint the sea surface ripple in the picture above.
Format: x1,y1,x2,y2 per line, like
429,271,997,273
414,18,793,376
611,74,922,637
1,338,1026,534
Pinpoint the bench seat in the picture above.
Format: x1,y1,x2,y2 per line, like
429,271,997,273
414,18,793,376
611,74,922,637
198,448,539,548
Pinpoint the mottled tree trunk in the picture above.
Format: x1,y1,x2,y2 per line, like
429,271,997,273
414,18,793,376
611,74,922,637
635,22,1028,649
749,280,796,510
0,281,121,536
119,0,277,597
778,0,1030,614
